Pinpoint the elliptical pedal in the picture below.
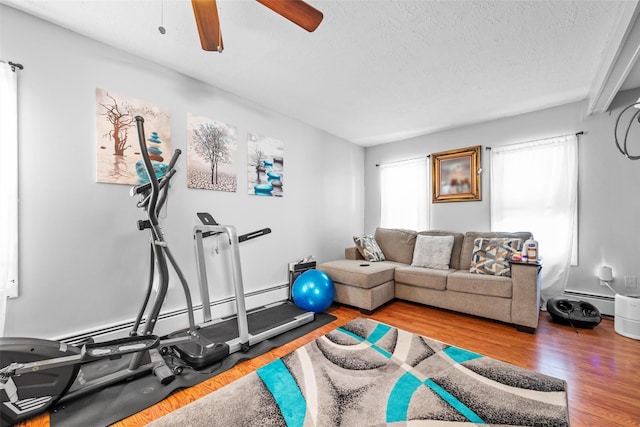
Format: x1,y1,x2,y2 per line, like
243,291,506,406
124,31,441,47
149,348,175,385
81,336,160,361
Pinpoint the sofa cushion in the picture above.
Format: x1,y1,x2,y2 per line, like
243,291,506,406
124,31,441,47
345,247,364,260
417,231,464,270
317,260,398,289
374,228,417,264
353,235,385,262
395,266,451,291
411,235,454,269
447,271,513,298
470,237,522,276
459,231,532,271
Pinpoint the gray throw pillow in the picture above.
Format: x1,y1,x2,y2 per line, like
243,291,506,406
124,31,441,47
411,235,454,270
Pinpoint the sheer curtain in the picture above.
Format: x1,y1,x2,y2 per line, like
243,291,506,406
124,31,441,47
491,134,578,306
380,157,428,231
0,63,19,336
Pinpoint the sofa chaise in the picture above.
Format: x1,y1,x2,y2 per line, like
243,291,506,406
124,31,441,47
317,227,542,333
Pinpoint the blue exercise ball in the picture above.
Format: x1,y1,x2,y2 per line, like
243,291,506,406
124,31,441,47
292,269,335,313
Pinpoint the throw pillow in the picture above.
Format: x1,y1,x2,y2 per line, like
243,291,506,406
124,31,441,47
411,235,455,270
470,237,522,276
353,235,385,262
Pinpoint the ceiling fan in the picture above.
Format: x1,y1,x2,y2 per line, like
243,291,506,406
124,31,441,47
191,0,324,53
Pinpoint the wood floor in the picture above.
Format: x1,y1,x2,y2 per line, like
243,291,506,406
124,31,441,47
18,300,640,426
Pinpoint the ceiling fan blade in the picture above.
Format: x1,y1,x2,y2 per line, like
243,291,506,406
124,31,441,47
256,0,323,32
191,0,224,52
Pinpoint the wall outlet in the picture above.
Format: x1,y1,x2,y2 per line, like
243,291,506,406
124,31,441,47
624,276,637,289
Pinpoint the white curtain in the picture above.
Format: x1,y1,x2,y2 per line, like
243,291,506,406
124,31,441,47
491,134,578,306
380,157,428,231
0,63,19,336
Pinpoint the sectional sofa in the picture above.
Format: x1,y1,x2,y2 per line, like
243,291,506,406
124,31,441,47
317,227,542,333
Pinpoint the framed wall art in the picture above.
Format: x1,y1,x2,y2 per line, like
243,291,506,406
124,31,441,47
431,145,481,203
186,113,238,192
247,133,284,197
96,88,171,185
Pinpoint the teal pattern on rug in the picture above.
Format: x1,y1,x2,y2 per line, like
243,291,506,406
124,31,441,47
387,371,423,422
337,323,393,358
387,372,485,423
443,345,483,363
424,378,485,423
257,359,306,427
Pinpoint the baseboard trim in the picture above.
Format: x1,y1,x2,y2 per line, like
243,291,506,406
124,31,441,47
563,289,615,317
55,284,290,345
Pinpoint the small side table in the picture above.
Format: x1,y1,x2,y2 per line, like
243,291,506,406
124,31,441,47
508,259,543,273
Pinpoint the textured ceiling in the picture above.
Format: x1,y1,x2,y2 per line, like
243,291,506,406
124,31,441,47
1,0,635,146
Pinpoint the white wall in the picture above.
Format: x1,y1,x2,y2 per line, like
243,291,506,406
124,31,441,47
365,91,640,302
1,5,364,339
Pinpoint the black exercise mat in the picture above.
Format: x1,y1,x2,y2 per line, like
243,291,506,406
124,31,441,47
49,312,336,427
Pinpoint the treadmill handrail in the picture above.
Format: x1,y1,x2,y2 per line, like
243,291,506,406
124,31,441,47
197,227,272,242
193,224,249,345
239,228,271,242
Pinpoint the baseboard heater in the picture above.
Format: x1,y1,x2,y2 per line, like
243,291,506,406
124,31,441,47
563,290,615,317
56,284,290,346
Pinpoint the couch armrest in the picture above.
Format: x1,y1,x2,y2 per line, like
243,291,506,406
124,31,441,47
345,247,365,260
510,262,542,331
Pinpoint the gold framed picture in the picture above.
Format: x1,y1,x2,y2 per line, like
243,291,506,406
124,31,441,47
431,145,481,203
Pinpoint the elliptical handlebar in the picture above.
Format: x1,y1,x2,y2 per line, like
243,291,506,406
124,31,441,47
156,150,181,216
130,151,180,196
132,116,181,215
134,116,160,226
165,146,182,171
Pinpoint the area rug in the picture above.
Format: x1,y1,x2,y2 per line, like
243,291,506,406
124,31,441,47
148,317,570,426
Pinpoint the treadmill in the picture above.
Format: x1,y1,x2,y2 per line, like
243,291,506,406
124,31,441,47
172,213,314,368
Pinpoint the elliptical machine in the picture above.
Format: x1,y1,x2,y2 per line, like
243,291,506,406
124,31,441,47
128,118,228,370
0,116,222,425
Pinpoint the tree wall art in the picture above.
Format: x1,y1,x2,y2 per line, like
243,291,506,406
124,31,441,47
187,114,238,192
95,88,171,185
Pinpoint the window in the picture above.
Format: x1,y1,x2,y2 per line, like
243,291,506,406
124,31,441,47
491,134,578,304
379,157,428,231
0,61,19,335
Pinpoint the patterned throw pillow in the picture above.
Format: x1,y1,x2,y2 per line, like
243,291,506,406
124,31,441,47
470,237,522,276
353,235,386,262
